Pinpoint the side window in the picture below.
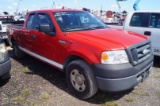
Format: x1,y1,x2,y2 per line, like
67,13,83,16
130,13,143,27
149,13,160,28
26,14,35,29
34,13,55,32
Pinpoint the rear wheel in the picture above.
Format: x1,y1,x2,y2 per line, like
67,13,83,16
13,41,25,59
66,60,98,99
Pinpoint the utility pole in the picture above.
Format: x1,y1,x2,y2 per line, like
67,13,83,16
116,0,126,13
16,0,22,14
100,4,103,17
52,1,55,8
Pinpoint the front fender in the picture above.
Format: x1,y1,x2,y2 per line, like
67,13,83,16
66,45,101,65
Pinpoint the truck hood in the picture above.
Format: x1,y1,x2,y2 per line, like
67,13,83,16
68,28,147,50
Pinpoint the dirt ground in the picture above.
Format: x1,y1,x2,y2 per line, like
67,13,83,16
0,49,160,106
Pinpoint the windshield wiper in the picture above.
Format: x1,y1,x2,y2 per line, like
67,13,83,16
63,26,89,31
62,26,107,31
90,26,106,29
63,27,76,31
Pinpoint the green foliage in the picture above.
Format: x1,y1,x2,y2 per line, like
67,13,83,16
132,91,149,96
21,66,29,73
102,101,118,106
11,89,32,105
124,97,134,102
40,92,50,100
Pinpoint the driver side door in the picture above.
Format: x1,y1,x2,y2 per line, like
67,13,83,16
32,12,58,61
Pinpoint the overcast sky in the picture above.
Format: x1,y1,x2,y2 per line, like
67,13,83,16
0,0,160,14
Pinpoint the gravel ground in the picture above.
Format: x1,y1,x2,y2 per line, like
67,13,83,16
0,49,160,106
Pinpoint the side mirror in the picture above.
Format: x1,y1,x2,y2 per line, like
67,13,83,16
39,24,56,36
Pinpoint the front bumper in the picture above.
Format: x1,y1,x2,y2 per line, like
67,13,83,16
91,55,153,92
0,52,11,80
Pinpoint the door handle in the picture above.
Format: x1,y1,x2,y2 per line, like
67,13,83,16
144,31,151,36
31,34,36,40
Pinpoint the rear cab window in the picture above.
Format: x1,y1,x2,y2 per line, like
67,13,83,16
149,13,160,28
26,13,35,29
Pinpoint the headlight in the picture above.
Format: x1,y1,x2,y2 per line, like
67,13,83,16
101,50,129,64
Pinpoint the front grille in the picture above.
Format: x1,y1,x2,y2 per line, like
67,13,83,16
126,40,151,66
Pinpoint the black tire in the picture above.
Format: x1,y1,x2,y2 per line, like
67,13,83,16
12,41,25,59
0,72,10,87
66,60,98,99
0,72,11,80
0,79,9,87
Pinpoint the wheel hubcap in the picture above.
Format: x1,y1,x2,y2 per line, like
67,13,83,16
70,69,86,92
75,75,83,85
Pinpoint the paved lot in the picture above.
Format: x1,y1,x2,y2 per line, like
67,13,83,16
0,49,160,106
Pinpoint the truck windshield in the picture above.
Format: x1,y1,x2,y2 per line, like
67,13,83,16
53,11,107,32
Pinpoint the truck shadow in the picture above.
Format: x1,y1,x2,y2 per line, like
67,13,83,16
0,79,9,87
153,56,160,68
8,49,133,104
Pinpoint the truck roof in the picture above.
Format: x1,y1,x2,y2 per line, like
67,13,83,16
30,9,84,13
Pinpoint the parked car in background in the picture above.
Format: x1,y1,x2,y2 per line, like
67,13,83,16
109,11,160,56
0,15,15,46
18,15,26,21
0,39,11,82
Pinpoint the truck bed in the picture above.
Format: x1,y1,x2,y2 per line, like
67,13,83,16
6,21,24,46
7,21,24,29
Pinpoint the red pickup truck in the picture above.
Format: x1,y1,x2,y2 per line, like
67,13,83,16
7,9,153,99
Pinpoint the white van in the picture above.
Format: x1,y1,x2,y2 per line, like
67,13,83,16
122,11,160,56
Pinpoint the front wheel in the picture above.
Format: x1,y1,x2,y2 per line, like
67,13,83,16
66,60,98,99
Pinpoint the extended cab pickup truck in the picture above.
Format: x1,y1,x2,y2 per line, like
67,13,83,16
109,11,160,57
7,9,153,99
